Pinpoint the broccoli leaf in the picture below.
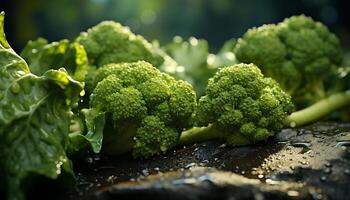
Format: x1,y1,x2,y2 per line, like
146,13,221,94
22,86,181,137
66,108,105,158
81,108,105,153
162,37,237,96
20,38,90,82
0,12,83,200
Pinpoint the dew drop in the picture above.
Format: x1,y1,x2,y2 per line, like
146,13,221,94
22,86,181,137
80,89,85,96
323,168,332,174
184,163,196,169
289,121,296,128
11,82,21,94
344,169,350,176
287,190,299,197
320,176,327,182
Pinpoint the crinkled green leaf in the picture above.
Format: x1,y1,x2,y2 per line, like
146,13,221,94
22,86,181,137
162,37,211,96
162,37,237,96
20,38,90,82
67,109,105,157
81,108,105,153
0,12,83,200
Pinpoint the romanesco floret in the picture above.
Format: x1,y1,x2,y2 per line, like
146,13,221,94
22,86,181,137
234,15,342,107
89,61,197,158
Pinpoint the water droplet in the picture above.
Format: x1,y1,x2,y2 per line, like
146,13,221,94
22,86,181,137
107,175,117,183
344,169,350,176
289,121,296,128
141,169,149,176
184,163,196,169
287,190,299,197
10,82,21,94
323,168,332,174
324,162,332,168
320,176,327,182
80,89,85,96
85,157,93,164
31,49,38,54
154,167,160,171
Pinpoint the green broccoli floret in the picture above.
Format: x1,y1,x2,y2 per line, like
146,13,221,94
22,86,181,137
179,63,350,146
180,63,294,146
76,21,164,68
88,61,197,158
75,21,179,95
234,15,342,108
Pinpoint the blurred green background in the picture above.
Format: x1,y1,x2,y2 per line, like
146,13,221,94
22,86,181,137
0,0,349,52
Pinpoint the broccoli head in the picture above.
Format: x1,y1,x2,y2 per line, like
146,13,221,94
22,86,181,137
75,21,180,96
88,61,197,158
234,15,342,107
75,21,164,68
180,63,294,146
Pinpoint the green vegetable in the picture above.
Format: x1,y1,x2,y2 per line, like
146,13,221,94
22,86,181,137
85,61,197,158
162,36,237,96
180,63,294,145
75,21,164,68
180,63,350,146
0,12,83,200
20,38,90,82
74,21,180,96
234,15,342,108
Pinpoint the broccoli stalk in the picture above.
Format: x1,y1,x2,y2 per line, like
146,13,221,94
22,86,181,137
284,90,350,127
180,91,350,145
180,124,253,146
178,64,350,146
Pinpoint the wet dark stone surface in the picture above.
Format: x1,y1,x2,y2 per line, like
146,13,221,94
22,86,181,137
95,167,314,200
62,122,350,200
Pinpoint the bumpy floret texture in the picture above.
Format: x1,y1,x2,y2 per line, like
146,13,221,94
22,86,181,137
196,63,294,145
76,21,164,68
234,15,342,107
90,61,196,157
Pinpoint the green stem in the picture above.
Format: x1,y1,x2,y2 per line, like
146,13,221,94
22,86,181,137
103,121,136,155
309,77,326,100
179,124,226,145
285,90,350,127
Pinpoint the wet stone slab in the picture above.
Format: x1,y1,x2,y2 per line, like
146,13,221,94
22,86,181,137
63,122,350,200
